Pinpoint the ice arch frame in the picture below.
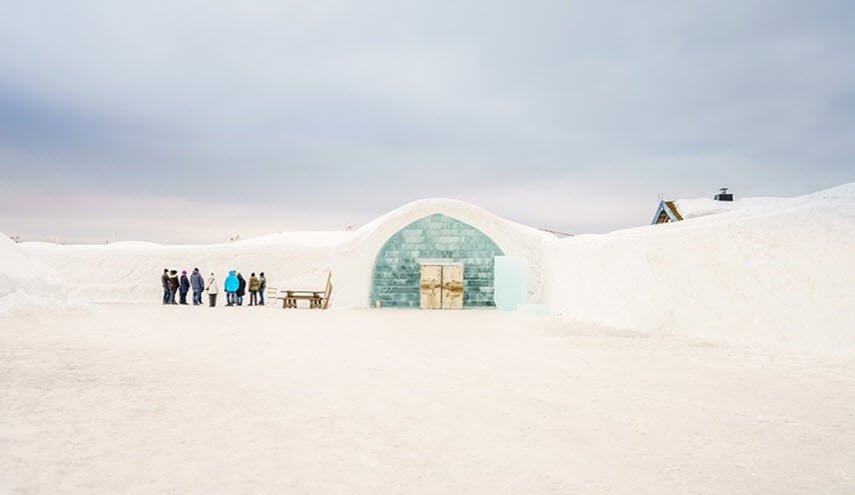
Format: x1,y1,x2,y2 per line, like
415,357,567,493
369,213,505,308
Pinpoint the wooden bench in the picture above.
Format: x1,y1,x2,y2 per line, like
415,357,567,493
280,272,332,309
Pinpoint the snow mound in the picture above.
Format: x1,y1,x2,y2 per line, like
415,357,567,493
21,237,336,305
674,197,789,219
20,198,554,307
0,234,67,315
545,183,855,353
233,231,355,247
673,184,855,221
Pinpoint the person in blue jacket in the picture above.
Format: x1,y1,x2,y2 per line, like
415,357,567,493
190,268,205,306
224,270,239,306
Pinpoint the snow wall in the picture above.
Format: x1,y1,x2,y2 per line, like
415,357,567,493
22,235,345,305
0,233,67,315
544,184,855,353
14,187,855,353
20,199,554,308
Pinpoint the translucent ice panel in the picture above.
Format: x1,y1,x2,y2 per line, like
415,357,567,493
493,256,528,311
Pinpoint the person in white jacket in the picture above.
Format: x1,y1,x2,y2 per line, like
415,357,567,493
206,273,219,307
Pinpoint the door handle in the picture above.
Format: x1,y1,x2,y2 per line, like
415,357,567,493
442,280,463,295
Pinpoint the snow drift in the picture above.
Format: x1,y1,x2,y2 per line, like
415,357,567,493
0,234,67,315
20,199,553,307
21,235,342,305
545,184,855,353
673,196,791,220
12,187,855,352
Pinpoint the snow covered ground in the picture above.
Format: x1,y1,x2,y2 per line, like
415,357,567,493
0,233,67,316
2,305,854,494
3,186,854,493
546,184,855,354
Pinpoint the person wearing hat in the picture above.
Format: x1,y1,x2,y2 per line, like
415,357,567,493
179,270,191,305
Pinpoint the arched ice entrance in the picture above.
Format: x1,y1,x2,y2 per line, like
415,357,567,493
369,213,504,308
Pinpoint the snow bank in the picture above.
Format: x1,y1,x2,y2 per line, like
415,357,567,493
20,199,554,307
545,183,855,353
674,196,790,219
21,237,339,304
0,234,67,315
17,186,853,354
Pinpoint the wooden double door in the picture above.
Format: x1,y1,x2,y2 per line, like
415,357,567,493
419,263,464,310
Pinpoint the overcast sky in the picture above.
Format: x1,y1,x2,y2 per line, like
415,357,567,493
1,0,853,243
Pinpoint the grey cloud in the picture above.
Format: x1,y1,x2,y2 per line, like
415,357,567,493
0,0,853,241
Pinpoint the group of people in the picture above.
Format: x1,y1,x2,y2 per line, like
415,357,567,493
161,268,266,307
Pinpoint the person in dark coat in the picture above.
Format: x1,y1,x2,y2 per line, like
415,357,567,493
161,268,170,305
236,273,246,306
190,268,205,306
168,270,179,304
179,270,191,305
258,272,267,306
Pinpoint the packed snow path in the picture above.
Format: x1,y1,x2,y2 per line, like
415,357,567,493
2,306,854,493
